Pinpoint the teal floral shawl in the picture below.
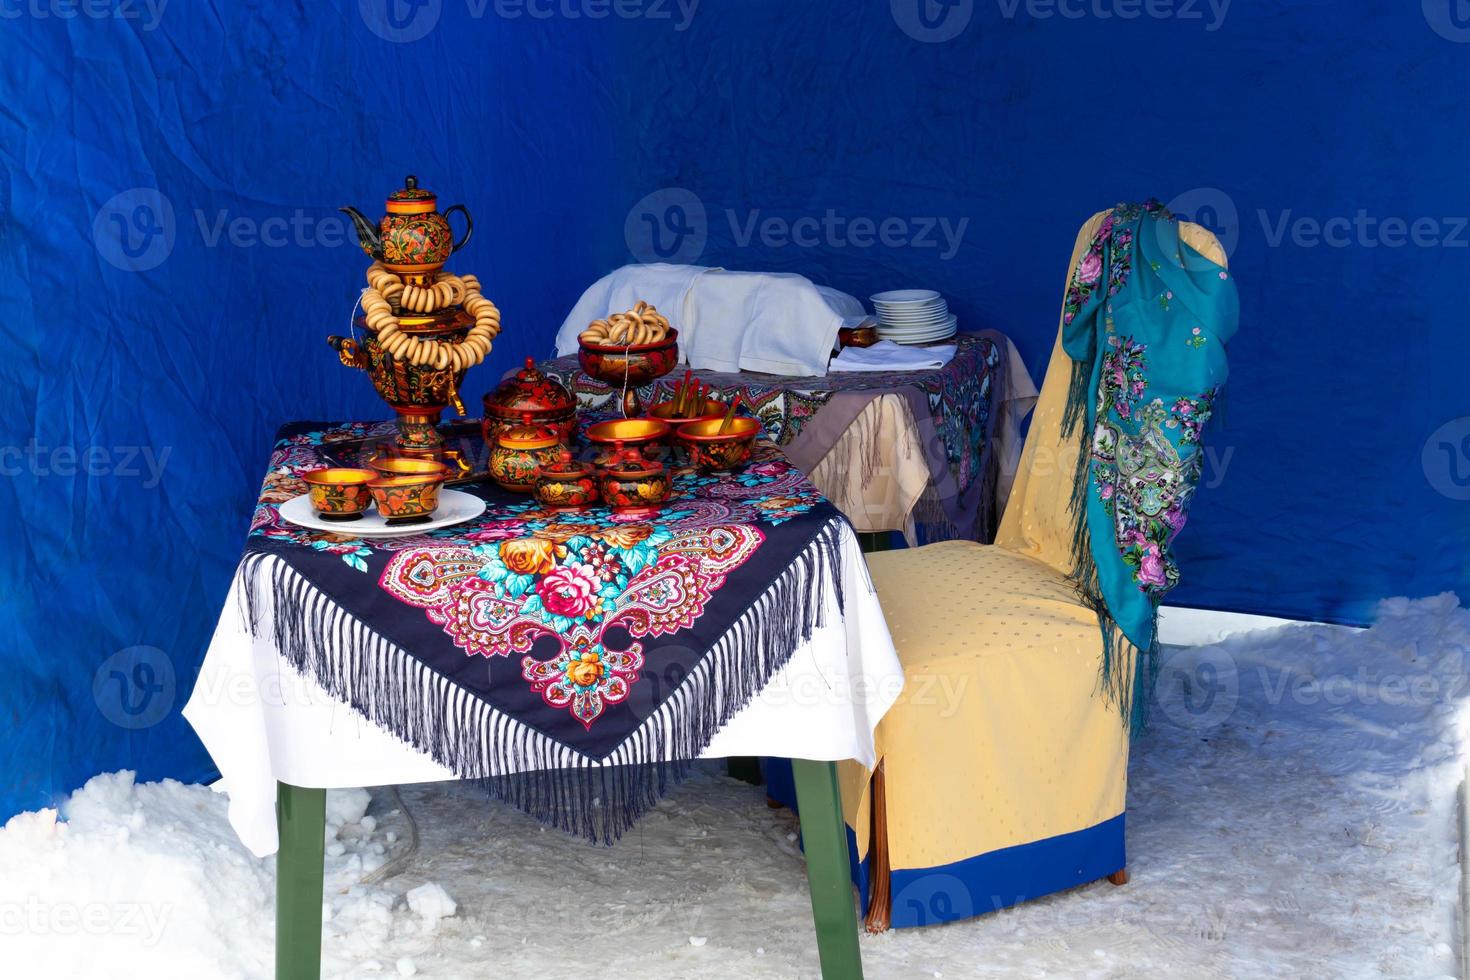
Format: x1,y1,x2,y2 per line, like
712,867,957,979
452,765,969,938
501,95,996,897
1060,201,1239,730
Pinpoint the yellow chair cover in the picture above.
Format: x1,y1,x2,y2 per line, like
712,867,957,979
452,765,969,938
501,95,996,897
837,213,1226,929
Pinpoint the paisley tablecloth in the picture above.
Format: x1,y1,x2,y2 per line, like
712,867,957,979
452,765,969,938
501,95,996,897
185,418,903,855
542,331,1035,542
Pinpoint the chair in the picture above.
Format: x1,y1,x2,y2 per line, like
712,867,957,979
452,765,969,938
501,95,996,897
836,212,1228,931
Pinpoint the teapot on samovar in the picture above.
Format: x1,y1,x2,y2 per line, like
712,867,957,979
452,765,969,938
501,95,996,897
340,174,473,281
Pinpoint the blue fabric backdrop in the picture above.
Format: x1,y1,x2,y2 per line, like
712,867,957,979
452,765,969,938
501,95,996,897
3,1,1467,818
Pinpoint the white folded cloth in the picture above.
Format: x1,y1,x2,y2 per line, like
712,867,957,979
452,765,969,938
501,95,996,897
555,264,866,377
829,340,958,373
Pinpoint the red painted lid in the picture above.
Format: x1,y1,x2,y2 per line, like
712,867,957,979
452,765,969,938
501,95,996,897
604,445,663,479
484,357,577,420
498,411,561,451
385,175,437,214
540,449,594,480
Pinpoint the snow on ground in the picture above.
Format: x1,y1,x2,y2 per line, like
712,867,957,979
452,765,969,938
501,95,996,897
3,595,1467,978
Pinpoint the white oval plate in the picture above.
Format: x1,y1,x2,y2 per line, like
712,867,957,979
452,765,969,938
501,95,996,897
883,333,957,346
879,332,955,342
874,298,946,309
875,307,947,318
879,315,958,333
279,489,487,537
879,312,952,325
874,297,946,308
878,324,958,342
882,325,957,336
871,288,942,304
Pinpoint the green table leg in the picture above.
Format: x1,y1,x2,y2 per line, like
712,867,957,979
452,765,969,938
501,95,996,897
856,531,892,554
791,759,863,979
276,782,326,980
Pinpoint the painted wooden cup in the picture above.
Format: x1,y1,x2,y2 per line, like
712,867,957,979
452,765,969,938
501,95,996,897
489,413,565,493
598,447,672,513
301,468,377,521
367,474,446,523
533,451,600,511
676,416,761,472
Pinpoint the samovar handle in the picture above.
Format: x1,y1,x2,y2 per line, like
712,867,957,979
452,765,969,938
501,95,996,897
447,371,467,416
327,335,369,371
443,204,473,253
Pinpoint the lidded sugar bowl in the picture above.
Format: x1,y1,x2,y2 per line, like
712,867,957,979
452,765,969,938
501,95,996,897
482,357,578,444
598,445,672,513
533,450,599,511
488,412,565,493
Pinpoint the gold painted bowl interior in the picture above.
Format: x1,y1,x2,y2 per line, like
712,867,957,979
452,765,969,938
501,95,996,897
301,467,377,513
585,418,672,444
368,457,450,478
676,417,762,442
301,467,377,486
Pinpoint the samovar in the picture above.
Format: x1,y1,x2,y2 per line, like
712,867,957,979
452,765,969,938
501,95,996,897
328,176,494,458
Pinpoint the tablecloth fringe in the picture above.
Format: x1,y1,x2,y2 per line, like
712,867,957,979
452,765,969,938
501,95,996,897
233,517,852,845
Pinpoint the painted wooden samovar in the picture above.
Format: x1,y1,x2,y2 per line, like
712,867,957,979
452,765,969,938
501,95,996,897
328,176,499,456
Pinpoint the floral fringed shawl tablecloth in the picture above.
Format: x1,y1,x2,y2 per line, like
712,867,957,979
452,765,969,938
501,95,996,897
185,416,904,853
541,331,1034,543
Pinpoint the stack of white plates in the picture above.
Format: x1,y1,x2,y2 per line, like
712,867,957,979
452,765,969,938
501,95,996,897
869,289,957,344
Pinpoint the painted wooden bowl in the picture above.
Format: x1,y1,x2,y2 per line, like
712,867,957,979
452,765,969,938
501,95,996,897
367,473,446,524
367,457,451,480
585,418,671,462
482,357,578,445
598,447,672,513
577,329,679,415
301,468,377,521
533,451,600,511
676,416,762,472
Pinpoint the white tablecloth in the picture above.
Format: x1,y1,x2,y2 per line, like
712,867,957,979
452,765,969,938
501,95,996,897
184,523,902,857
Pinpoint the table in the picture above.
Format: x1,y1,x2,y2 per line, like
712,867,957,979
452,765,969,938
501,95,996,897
542,331,1038,545
184,418,904,979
